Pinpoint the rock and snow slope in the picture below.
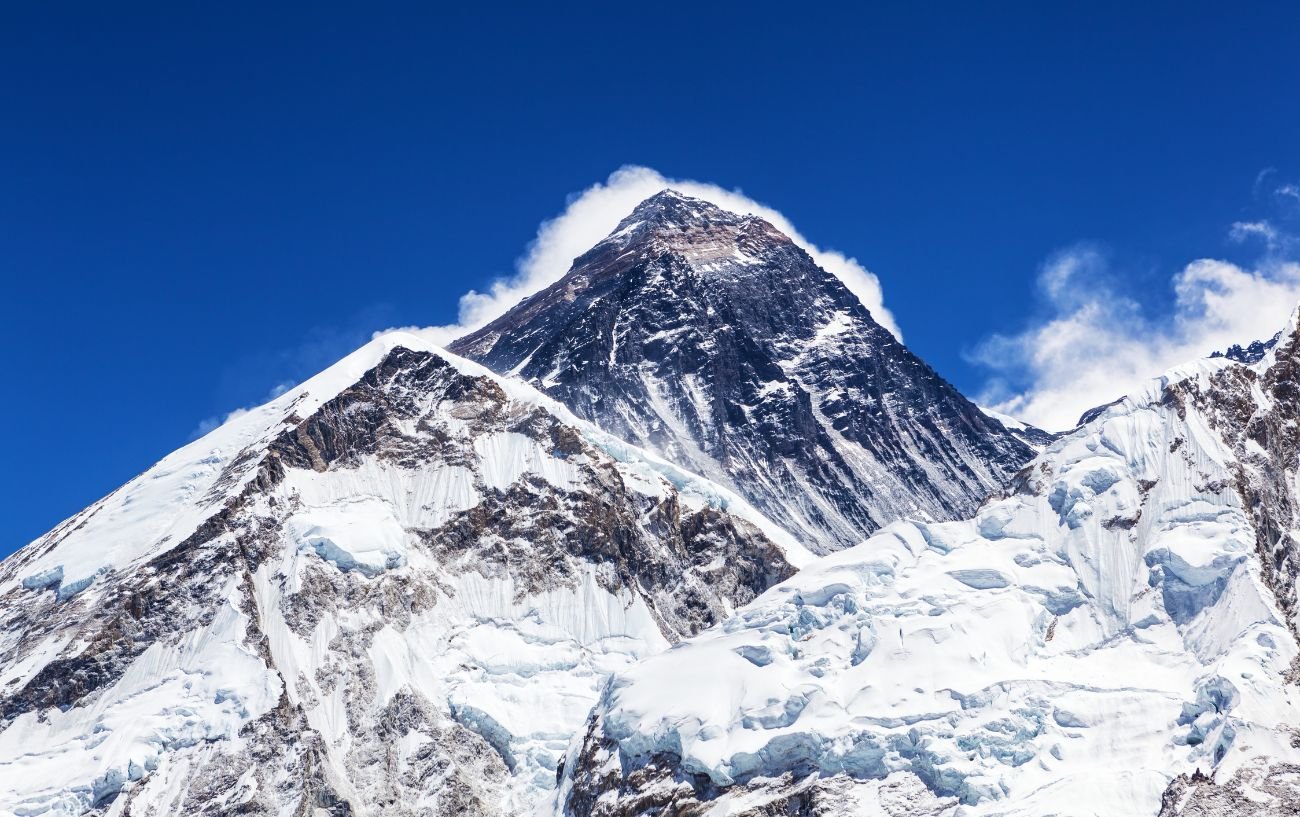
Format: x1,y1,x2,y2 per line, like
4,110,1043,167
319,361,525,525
6,186,1295,817
0,333,808,817
558,313,1300,817
451,190,1037,553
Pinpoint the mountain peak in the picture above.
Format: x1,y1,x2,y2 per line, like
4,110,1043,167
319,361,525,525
0,322,801,814
637,187,691,204
586,189,796,280
627,188,721,217
611,188,752,236
452,190,1034,552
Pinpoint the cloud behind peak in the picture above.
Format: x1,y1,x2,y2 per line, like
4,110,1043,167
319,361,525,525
399,166,899,345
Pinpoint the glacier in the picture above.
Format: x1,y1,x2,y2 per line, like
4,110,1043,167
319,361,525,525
559,313,1300,816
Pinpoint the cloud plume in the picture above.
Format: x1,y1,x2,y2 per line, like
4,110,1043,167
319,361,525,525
403,165,899,344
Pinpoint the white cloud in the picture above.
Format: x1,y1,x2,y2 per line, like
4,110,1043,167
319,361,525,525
402,165,899,345
1229,220,1279,246
974,244,1300,431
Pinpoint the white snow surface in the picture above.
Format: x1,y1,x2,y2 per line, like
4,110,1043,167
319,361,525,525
0,587,282,816
569,352,1300,816
0,331,809,817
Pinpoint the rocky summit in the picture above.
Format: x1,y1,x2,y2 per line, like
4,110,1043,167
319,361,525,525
452,190,1036,553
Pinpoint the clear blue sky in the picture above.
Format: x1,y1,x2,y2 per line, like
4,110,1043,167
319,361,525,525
3,2,1298,555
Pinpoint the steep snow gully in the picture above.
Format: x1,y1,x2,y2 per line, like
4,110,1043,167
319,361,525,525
3,190,1300,817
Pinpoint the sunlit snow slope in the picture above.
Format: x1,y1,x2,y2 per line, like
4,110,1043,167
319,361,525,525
0,333,807,817
559,312,1300,817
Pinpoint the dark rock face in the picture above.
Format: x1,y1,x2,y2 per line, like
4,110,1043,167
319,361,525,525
1076,397,1125,429
452,190,1034,552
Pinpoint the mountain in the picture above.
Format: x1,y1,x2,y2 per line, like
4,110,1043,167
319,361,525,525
451,190,1036,553
11,185,1281,817
0,334,810,816
558,310,1300,817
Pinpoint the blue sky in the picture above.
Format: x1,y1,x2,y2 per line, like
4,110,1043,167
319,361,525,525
4,2,1300,555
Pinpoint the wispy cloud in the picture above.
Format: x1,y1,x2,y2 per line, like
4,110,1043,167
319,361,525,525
190,407,249,440
973,243,1300,431
390,165,899,345
973,169,1300,431
1253,166,1278,198
187,172,898,440
1229,219,1280,246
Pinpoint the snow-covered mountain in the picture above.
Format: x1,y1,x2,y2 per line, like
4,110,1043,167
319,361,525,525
557,311,1300,817
451,190,1037,553
0,334,810,816
8,183,1296,817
